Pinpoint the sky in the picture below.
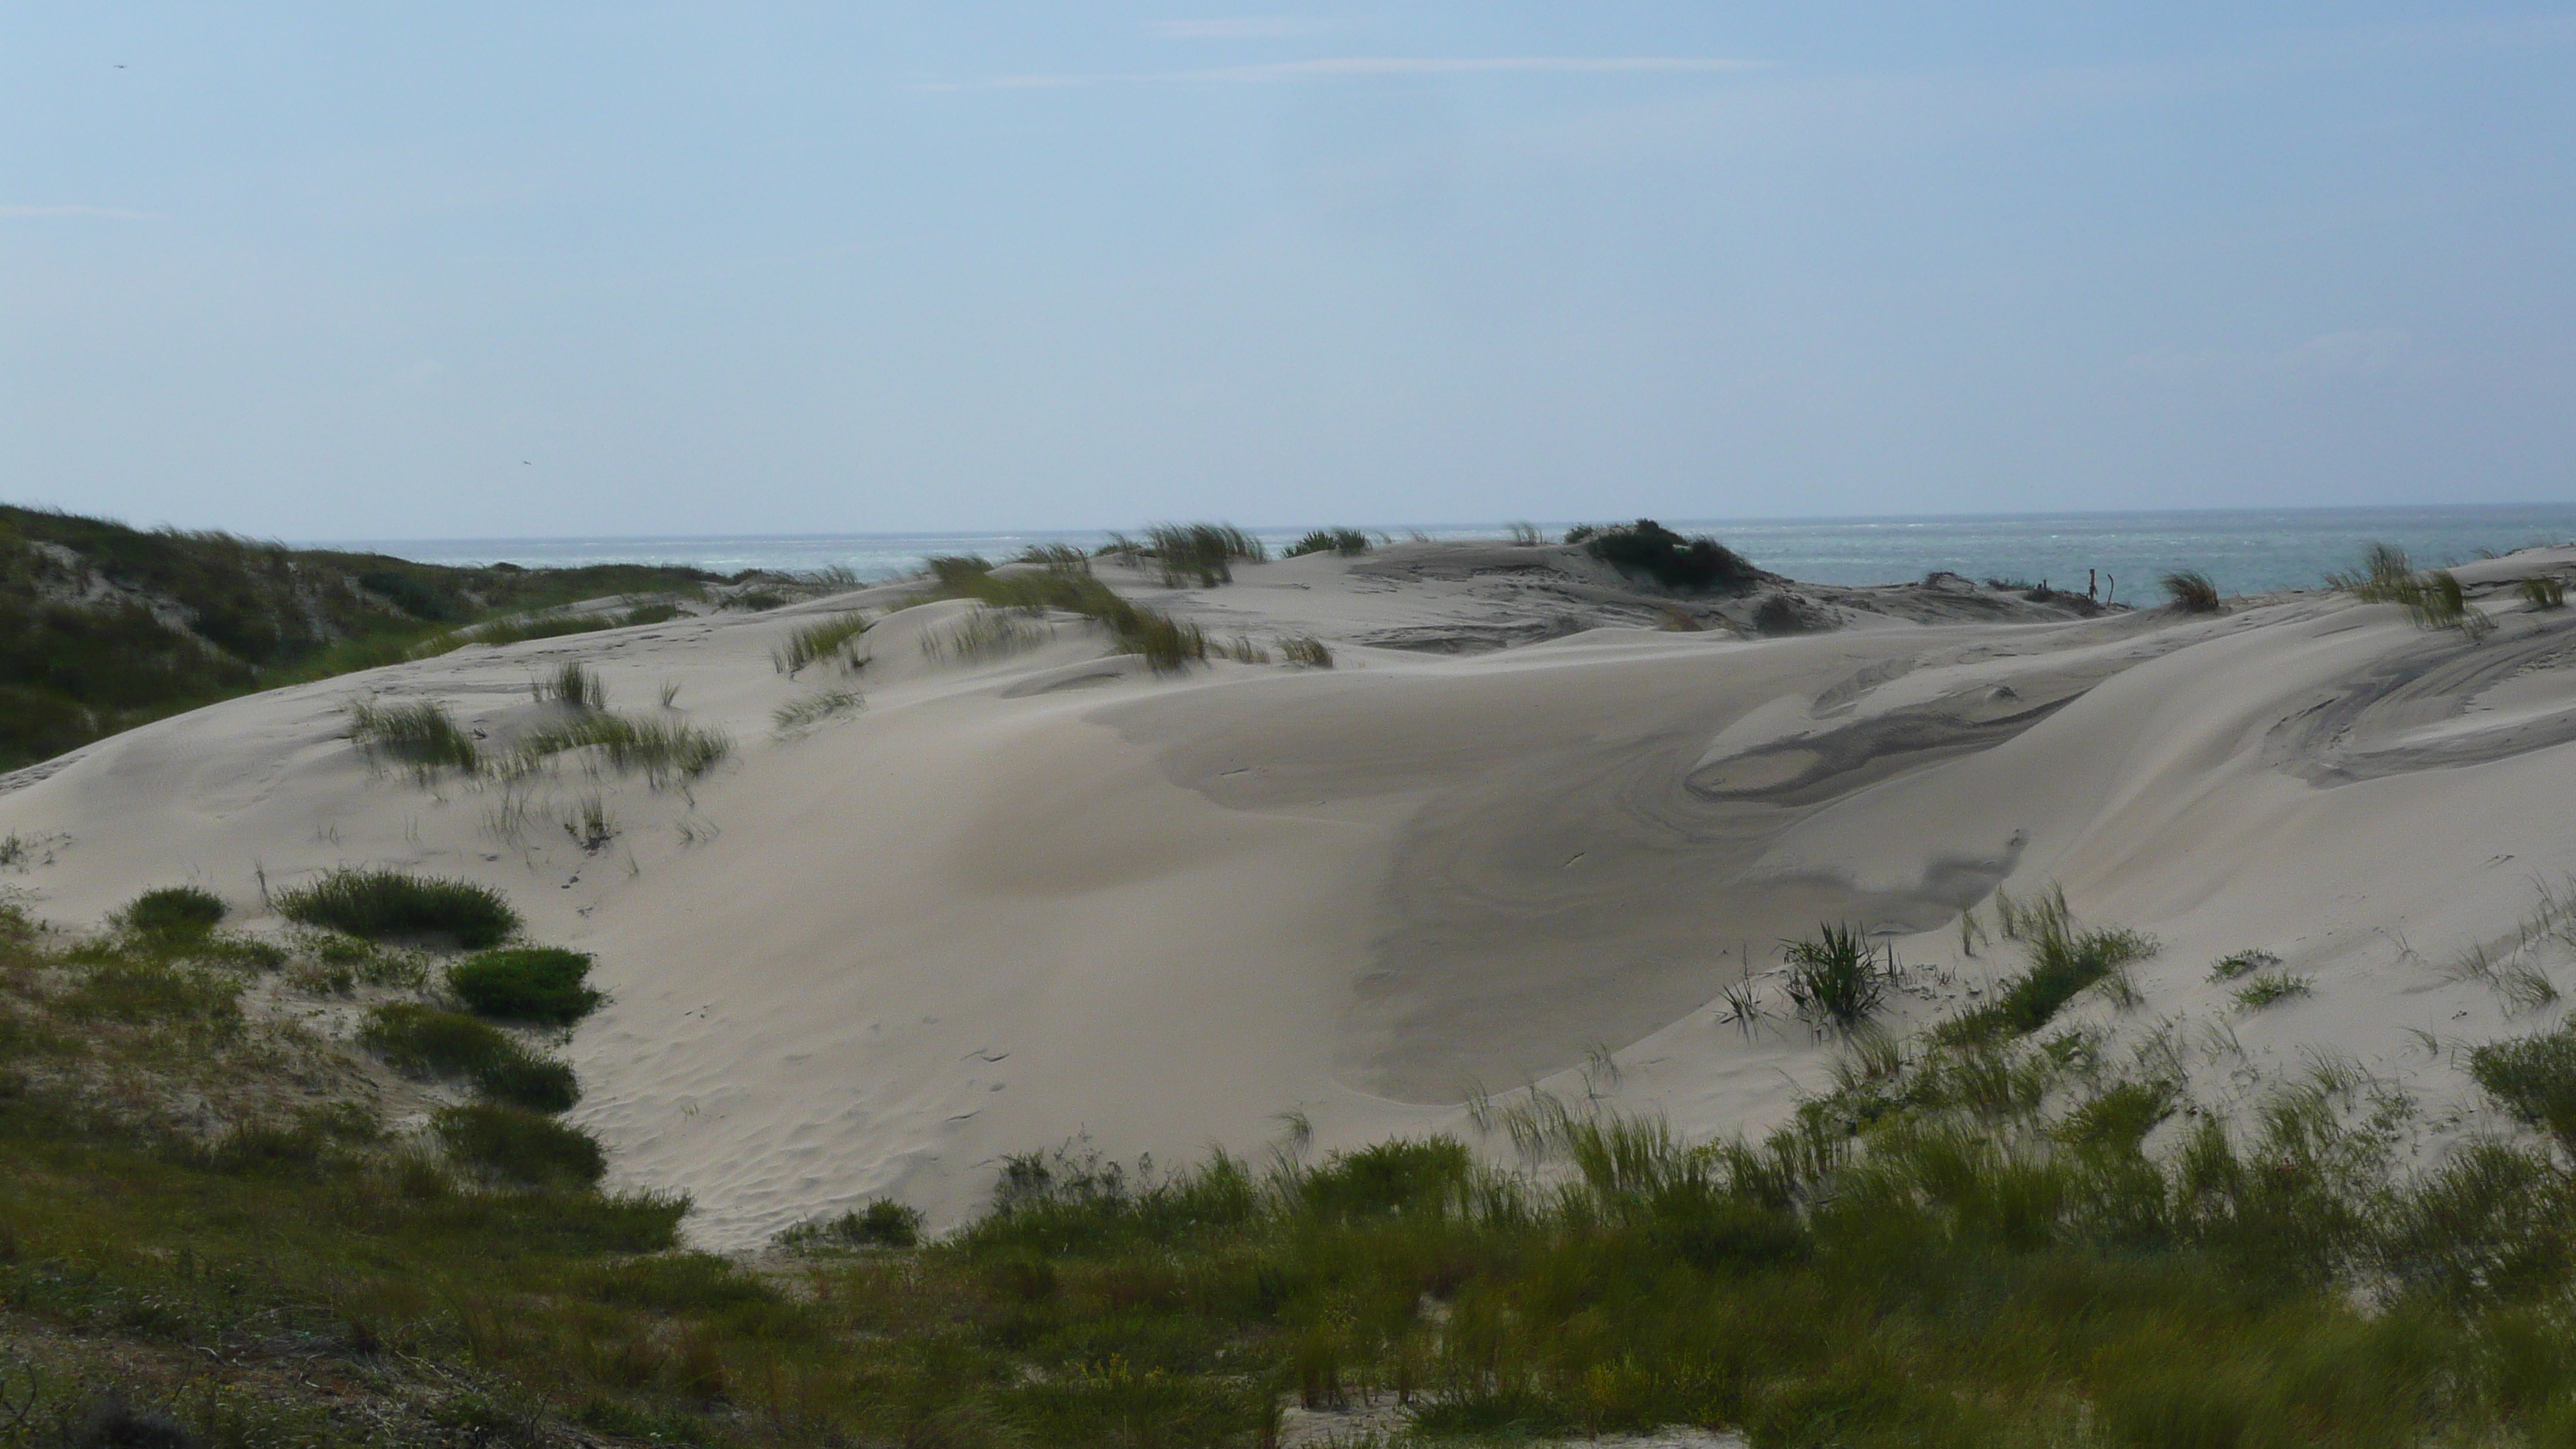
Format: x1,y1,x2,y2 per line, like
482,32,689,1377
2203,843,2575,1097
3,4,2572,539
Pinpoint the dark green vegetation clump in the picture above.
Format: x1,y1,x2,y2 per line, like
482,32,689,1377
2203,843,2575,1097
1940,892,2155,1044
359,1002,580,1112
782,1198,929,1250
0,503,717,770
434,1104,607,1187
117,885,227,936
445,947,603,1026
1285,527,1371,558
272,868,520,949
1577,519,1757,592
1783,922,1889,1029
2470,1025,2576,1152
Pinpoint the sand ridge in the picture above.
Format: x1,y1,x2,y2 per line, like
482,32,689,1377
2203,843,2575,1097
7,545,2576,1245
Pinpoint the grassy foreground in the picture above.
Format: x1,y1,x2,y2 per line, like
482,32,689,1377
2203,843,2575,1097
8,888,2576,1447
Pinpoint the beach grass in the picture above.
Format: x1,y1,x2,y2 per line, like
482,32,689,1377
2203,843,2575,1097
533,660,605,711
1939,894,2156,1044
271,867,519,949
1142,522,1266,587
1782,922,1889,1029
920,606,1048,663
434,1103,606,1187
1279,635,1334,669
509,711,732,786
2233,971,2315,1009
772,611,872,675
2160,567,2223,612
2522,574,2567,608
344,697,480,773
772,687,864,735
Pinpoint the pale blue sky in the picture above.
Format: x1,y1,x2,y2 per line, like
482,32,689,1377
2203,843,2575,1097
5,5,2571,537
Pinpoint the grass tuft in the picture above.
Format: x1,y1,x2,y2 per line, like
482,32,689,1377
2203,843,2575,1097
117,886,227,936
2161,568,2223,612
919,607,1047,663
771,611,871,676
1140,523,1266,587
1285,528,1371,559
1941,891,2156,1043
1279,635,1334,669
2469,1026,2576,1152
533,660,605,711
772,688,864,735
2210,948,2282,981
779,1199,927,1251
1783,923,1890,1030
2520,575,2566,609
2234,971,2314,1009
2328,543,2495,639
272,868,519,949
447,947,604,1026
509,713,732,786
345,698,480,773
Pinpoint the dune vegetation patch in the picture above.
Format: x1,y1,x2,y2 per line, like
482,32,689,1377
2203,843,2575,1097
507,711,732,786
1285,527,1372,558
358,1002,580,1112
115,884,227,937
772,611,872,675
344,697,480,775
445,947,604,1026
1571,518,1757,593
272,867,521,949
928,556,1210,673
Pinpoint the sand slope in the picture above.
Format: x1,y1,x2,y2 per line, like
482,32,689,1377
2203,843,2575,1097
9,544,2576,1245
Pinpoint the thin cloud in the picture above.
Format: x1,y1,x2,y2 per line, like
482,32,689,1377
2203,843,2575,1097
1145,18,1346,40
943,56,1766,91
0,204,163,221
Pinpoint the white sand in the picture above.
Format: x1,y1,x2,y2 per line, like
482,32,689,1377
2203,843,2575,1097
9,543,2576,1246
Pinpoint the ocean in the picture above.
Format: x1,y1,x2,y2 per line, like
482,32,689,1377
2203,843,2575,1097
322,504,2576,602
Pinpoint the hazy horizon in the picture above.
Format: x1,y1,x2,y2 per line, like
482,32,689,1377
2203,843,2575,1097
9,5,2572,538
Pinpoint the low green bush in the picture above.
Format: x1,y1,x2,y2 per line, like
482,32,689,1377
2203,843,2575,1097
118,885,226,935
272,868,519,949
782,1198,929,1250
1581,519,1756,592
1284,528,1370,558
447,947,604,1026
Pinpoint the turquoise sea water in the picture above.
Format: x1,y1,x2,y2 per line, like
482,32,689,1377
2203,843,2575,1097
324,504,2576,603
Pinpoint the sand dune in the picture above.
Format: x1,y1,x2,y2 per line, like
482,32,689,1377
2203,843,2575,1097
7,542,2576,1245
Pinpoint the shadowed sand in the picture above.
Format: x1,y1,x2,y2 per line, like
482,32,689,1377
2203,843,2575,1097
6,540,2576,1245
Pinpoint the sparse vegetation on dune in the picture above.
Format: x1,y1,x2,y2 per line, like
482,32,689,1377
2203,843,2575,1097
1939,892,2156,1044
926,554,1210,673
771,610,872,675
920,605,1048,663
344,697,480,774
1285,527,1371,558
1098,522,1268,587
2328,542,2496,639
1280,635,1334,668
530,659,605,710
17,880,2576,1444
772,687,864,735
272,867,520,949
2523,574,2567,609
116,885,227,937
508,711,732,786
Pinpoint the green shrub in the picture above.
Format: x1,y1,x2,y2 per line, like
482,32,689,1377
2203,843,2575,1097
447,947,604,1026
118,885,226,935
434,1104,606,1187
1301,1139,1472,1219
272,868,519,948
1581,519,1756,592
